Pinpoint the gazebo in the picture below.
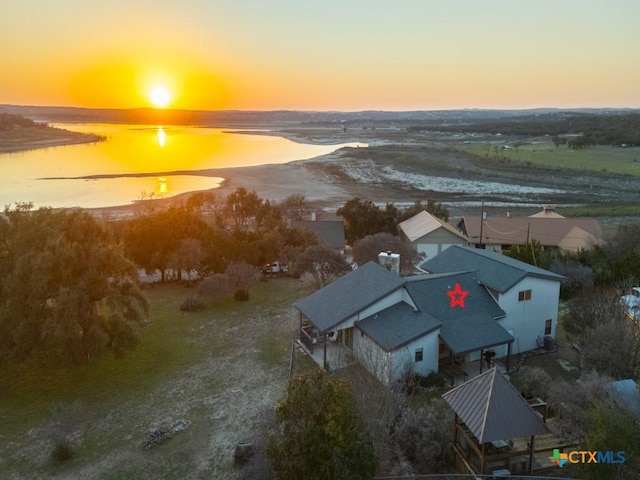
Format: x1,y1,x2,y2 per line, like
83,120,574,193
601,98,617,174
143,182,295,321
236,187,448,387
442,368,551,476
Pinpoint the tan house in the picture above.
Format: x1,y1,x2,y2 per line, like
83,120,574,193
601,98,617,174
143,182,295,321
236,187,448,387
458,209,602,253
398,210,468,260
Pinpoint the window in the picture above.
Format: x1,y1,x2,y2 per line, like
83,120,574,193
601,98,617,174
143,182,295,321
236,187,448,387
415,348,423,362
518,289,532,301
544,319,552,336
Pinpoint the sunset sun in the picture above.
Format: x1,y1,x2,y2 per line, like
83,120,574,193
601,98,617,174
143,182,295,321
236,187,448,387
149,85,171,108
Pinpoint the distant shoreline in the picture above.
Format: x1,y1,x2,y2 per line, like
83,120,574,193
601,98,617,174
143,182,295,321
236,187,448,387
0,125,104,154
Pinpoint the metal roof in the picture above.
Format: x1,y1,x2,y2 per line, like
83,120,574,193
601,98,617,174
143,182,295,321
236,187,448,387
442,368,551,443
421,245,564,293
295,261,405,334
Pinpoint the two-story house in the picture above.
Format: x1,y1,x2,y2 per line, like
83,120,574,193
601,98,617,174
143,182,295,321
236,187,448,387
421,245,565,355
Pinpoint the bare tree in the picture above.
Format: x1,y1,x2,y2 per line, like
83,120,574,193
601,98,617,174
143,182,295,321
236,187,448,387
225,261,260,301
353,232,424,275
197,273,232,304
547,372,612,443
279,193,310,222
393,400,455,474
293,245,350,288
564,287,640,378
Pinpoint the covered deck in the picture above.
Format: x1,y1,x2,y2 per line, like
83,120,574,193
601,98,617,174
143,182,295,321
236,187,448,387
443,368,571,477
298,318,356,371
453,417,576,475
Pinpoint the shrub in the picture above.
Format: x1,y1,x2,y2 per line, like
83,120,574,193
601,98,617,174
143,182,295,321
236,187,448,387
518,365,552,400
180,296,204,312
234,289,250,301
51,440,73,464
393,400,455,474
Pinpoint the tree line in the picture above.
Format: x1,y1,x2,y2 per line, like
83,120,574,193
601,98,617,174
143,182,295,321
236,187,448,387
0,190,440,366
409,112,640,147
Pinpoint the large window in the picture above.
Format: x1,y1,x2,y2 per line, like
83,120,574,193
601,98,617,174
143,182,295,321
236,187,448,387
415,348,424,362
518,289,532,301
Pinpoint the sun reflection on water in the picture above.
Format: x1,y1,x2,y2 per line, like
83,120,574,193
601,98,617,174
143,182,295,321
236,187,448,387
158,176,168,194
156,126,166,147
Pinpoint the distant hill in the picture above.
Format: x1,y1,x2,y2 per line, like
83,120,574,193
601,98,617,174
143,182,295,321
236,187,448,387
0,112,104,153
1,104,638,128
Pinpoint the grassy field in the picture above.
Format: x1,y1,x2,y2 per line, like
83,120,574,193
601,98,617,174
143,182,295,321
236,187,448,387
0,278,307,479
461,142,640,176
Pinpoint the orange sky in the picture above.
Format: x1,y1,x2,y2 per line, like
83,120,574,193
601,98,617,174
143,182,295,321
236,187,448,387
2,1,639,111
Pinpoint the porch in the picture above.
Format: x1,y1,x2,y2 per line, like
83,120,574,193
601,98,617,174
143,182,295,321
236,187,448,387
438,351,510,387
453,419,577,476
298,320,356,371
437,332,513,387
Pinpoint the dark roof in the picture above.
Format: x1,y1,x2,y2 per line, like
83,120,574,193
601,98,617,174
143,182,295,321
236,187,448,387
439,314,513,355
405,271,511,354
420,245,564,293
442,368,551,443
295,261,405,333
292,220,345,250
458,216,602,250
356,302,441,352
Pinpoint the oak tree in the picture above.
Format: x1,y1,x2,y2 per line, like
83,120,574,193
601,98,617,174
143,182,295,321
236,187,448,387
0,206,147,365
268,370,376,479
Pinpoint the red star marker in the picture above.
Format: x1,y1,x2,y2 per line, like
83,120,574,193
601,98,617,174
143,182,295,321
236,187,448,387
447,282,468,308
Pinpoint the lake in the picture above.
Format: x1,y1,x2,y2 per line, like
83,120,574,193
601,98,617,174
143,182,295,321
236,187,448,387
0,124,363,209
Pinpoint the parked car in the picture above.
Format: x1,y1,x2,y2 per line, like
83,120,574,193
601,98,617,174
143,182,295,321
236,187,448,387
262,261,289,275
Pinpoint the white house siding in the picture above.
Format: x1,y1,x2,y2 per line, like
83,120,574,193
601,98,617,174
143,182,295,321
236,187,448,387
392,330,439,379
353,327,439,385
496,276,560,356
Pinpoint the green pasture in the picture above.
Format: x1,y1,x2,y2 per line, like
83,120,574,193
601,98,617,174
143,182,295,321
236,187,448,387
462,142,640,176
0,278,302,478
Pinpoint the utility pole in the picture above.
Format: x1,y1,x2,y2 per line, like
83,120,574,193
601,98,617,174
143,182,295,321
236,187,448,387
479,199,485,249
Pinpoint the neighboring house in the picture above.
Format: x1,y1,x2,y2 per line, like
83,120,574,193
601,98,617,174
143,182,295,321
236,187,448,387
292,220,346,254
296,261,515,385
421,245,564,356
398,210,468,260
458,211,602,252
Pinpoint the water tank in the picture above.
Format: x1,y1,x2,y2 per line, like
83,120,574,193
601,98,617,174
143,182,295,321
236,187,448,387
543,335,555,351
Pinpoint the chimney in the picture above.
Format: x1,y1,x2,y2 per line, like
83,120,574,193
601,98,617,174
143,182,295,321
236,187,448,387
378,251,400,274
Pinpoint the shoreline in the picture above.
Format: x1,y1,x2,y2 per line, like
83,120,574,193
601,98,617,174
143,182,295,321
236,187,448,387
3,124,362,218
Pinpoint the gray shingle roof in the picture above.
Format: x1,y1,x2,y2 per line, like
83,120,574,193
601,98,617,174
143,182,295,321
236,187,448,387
295,261,405,333
356,302,441,352
420,245,564,292
292,220,345,250
405,271,511,354
442,368,551,443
